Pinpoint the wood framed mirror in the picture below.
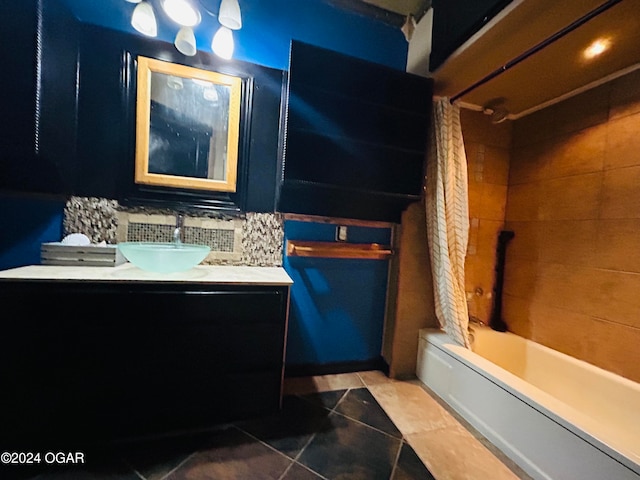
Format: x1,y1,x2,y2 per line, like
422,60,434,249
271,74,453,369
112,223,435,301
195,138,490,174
135,56,242,192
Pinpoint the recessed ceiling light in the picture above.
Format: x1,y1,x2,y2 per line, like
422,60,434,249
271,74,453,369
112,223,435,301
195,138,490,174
583,38,611,60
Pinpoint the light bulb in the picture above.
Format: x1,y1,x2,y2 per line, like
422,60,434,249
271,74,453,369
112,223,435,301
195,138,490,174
162,0,201,27
174,27,197,56
218,0,242,30
212,26,234,59
583,38,611,60
131,1,157,37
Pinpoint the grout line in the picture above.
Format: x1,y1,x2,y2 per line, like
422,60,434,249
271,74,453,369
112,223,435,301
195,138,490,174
292,387,350,413
130,467,147,480
155,450,199,480
292,431,318,463
234,424,329,480
329,407,404,442
232,423,314,465
276,459,332,480
289,460,332,480
118,455,147,480
276,461,295,480
331,387,352,411
296,387,404,442
388,439,405,480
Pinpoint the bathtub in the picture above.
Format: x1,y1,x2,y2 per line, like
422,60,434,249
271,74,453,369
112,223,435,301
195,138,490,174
416,326,640,480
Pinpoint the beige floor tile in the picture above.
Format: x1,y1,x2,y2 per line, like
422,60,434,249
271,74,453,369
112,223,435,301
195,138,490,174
286,372,527,479
357,369,394,387
282,372,364,395
407,424,521,480
368,381,458,436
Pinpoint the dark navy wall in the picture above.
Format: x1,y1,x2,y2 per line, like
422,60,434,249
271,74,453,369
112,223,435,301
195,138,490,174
59,0,408,71
0,196,65,270
283,220,392,371
1,0,408,270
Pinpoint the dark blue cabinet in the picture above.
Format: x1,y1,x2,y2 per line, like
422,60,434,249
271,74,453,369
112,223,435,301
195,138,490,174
0,280,289,449
279,41,433,223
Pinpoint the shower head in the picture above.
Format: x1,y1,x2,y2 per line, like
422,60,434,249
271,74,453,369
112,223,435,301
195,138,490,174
482,105,509,124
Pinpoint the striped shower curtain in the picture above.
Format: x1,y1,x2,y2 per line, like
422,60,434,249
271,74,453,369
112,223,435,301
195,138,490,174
425,98,470,348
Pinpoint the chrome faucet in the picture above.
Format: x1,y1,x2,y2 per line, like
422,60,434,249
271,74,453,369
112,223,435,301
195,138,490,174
173,214,184,244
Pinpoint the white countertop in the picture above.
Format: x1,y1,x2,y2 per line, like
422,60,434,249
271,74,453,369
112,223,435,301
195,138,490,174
0,263,293,286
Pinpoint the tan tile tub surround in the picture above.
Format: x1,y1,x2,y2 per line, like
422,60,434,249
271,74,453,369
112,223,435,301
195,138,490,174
417,327,640,480
504,68,640,382
457,69,640,383
461,109,512,325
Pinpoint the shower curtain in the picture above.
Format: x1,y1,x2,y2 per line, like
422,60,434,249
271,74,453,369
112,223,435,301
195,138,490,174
425,98,470,348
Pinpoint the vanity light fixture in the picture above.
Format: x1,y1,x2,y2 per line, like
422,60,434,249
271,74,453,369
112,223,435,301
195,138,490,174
127,0,242,58
218,0,242,30
212,26,234,59
174,26,197,56
131,1,158,37
212,0,242,59
162,0,201,27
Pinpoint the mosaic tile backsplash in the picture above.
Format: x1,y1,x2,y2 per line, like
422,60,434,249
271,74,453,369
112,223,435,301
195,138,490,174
242,212,284,267
64,197,284,267
64,197,119,244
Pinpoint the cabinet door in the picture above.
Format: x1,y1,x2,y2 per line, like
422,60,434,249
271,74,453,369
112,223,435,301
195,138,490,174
0,282,288,448
0,0,80,196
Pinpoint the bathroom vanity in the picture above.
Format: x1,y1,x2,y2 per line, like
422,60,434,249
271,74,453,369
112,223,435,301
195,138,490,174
0,264,292,448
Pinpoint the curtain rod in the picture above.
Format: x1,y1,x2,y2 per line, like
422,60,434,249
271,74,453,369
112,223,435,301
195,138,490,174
449,0,623,104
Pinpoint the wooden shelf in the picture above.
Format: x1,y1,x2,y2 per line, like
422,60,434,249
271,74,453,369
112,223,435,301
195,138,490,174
286,240,393,260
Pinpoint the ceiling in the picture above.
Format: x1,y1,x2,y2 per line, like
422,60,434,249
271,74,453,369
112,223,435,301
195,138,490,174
334,0,430,27
359,0,429,19
355,0,640,120
350,0,640,119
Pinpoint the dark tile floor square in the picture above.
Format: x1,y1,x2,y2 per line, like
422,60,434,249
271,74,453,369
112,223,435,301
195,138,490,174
296,410,401,479
7,386,435,480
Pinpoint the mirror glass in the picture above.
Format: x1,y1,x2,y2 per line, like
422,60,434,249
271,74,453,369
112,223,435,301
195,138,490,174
135,56,242,192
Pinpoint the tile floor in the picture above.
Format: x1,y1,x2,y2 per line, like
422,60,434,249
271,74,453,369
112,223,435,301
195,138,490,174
6,371,531,480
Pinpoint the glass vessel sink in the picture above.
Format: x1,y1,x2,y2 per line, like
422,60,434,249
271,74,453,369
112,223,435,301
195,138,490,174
118,242,211,273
